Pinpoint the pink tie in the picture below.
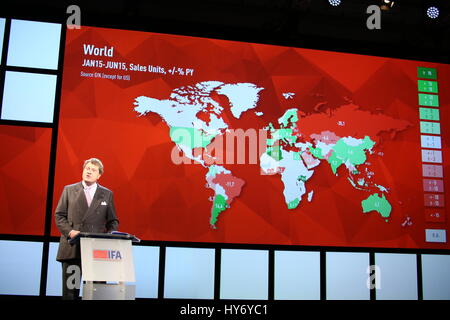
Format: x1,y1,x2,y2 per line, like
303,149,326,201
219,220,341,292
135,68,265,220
84,187,92,207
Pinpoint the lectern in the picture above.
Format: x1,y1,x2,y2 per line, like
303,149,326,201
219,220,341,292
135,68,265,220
70,232,140,300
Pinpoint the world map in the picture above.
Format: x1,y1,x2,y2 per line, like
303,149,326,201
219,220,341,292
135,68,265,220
133,81,411,228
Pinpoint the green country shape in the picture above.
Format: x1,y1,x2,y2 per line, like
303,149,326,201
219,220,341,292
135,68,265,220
210,194,228,226
287,198,300,209
361,193,392,218
267,145,283,161
272,128,292,140
309,146,324,159
271,128,297,146
264,122,276,133
293,152,302,160
279,109,298,128
327,151,343,175
328,136,375,174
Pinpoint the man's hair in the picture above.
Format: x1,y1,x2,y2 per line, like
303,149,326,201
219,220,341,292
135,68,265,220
83,158,104,174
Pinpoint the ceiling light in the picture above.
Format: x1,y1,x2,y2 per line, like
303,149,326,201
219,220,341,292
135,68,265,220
328,0,341,7
427,6,440,19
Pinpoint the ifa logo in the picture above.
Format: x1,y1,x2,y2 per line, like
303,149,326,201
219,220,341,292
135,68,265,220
93,249,122,261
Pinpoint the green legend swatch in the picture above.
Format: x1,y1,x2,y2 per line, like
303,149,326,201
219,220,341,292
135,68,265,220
419,93,439,107
419,107,440,121
418,80,438,93
417,67,437,80
420,121,441,135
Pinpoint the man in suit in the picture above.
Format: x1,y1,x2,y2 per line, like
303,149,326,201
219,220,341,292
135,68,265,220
55,158,119,300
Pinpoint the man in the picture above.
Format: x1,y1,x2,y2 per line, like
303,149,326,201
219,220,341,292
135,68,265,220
55,158,119,300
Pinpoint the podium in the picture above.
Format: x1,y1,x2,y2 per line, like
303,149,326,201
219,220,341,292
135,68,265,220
70,232,140,300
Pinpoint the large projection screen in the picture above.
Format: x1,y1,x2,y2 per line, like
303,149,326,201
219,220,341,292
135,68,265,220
50,26,450,250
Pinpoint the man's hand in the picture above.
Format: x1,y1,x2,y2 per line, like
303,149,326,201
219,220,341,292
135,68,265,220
69,230,81,239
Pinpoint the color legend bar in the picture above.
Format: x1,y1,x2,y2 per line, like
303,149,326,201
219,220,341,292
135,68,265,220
417,66,446,244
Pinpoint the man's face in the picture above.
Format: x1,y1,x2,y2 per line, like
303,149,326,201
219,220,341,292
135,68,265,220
82,162,102,185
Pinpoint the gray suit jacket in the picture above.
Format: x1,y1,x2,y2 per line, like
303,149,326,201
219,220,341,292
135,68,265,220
55,182,119,262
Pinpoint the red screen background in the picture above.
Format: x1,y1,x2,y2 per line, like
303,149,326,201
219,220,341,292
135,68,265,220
48,26,450,249
0,126,51,235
